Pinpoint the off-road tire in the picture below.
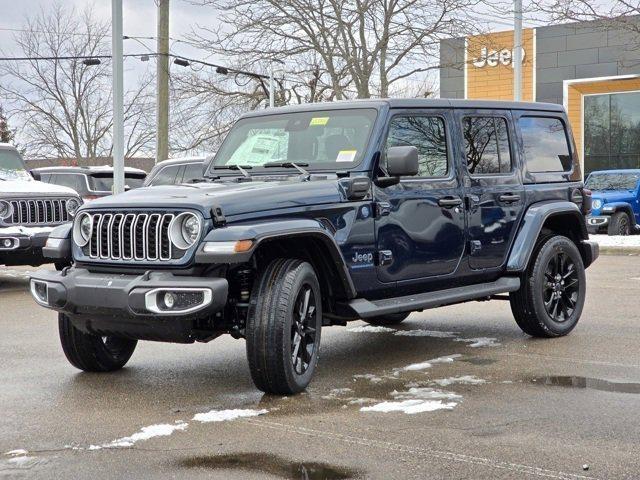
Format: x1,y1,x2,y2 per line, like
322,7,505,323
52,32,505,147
58,313,137,371
607,211,631,236
510,235,586,338
246,258,322,395
365,312,410,326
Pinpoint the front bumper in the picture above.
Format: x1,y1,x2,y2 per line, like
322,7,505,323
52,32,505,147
0,226,56,265
29,267,228,319
586,215,608,232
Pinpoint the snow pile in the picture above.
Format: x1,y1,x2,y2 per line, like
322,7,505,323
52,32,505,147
361,387,461,414
591,234,640,249
455,337,501,348
353,373,384,383
432,375,487,387
347,325,396,333
397,354,462,373
192,408,268,423
394,329,458,338
94,422,189,449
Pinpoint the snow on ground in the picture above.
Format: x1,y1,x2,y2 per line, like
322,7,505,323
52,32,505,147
397,354,462,373
591,234,640,249
432,375,487,387
353,373,384,383
361,387,461,414
4,449,28,456
347,325,396,333
92,422,189,449
454,337,501,348
394,329,458,338
192,408,268,423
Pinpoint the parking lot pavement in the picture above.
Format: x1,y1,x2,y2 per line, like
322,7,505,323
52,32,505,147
1,258,640,480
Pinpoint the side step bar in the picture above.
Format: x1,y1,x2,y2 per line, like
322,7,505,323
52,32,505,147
349,277,521,318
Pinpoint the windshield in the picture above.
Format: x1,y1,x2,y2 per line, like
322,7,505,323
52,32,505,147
0,149,31,181
88,174,146,192
209,109,377,172
585,172,640,191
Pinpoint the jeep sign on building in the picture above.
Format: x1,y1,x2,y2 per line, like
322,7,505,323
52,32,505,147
440,16,640,175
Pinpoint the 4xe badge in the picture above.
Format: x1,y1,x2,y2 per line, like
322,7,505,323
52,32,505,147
351,251,374,269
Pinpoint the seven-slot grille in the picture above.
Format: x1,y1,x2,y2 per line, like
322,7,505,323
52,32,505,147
7,198,71,225
86,212,176,262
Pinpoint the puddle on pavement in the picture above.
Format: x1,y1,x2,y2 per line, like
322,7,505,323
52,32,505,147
532,376,640,394
179,452,359,479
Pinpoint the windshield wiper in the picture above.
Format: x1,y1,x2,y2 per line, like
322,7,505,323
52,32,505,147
212,164,253,178
264,161,310,179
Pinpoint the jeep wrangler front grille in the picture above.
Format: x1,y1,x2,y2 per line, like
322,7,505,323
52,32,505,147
7,198,71,226
87,212,175,262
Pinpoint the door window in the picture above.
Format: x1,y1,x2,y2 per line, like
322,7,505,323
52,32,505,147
519,116,572,173
181,162,204,184
463,116,512,175
150,165,180,185
385,116,449,177
53,174,84,192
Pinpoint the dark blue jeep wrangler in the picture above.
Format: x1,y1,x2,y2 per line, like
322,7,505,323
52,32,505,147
29,99,598,394
585,169,640,236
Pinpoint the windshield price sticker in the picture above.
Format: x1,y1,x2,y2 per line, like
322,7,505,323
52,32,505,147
336,150,357,162
309,117,329,126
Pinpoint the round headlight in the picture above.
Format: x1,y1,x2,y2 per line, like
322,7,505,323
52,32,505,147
169,212,201,250
73,212,93,247
592,199,602,210
66,198,81,217
0,201,12,220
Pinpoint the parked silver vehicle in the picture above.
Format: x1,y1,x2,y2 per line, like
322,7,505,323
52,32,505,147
0,144,81,267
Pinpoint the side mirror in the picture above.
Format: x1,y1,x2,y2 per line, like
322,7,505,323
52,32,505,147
376,146,419,187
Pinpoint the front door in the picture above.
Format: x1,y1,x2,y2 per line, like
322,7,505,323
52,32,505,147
456,110,525,270
375,110,466,283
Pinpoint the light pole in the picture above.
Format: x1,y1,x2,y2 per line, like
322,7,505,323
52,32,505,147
112,0,125,194
513,0,523,102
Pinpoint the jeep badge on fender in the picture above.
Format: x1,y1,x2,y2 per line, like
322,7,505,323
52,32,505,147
29,99,598,395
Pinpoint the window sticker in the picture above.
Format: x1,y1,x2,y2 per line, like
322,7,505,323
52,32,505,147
336,150,357,162
309,117,329,126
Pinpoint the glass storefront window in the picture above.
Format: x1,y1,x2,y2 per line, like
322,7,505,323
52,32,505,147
584,91,640,175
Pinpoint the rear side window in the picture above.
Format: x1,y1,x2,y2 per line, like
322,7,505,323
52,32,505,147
463,116,512,175
386,116,448,177
181,163,204,184
53,173,85,192
519,117,572,172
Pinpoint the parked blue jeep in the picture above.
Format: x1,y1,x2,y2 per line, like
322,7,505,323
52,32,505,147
585,169,640,235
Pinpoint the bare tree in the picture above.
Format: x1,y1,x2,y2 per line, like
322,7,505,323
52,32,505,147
0,105,16,144
0,4,154,160
187,0,480,99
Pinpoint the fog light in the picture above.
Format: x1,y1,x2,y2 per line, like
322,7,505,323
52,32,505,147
30,280,49,306
163,292,176,309
3,239,12,248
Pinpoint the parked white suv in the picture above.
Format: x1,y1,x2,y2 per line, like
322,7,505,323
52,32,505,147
0,144,81,267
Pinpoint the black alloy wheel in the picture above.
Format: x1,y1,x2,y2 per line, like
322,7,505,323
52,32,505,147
291,284,318,375
542,250,579,323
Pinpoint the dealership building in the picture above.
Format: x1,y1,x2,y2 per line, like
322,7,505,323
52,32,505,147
439,17,640,175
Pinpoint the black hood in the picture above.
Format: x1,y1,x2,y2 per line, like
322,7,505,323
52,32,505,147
79,178,345,218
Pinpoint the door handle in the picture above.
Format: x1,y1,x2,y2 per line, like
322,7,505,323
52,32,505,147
438,196,463,208
499,193,521,203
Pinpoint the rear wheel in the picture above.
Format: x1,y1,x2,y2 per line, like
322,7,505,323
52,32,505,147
365,312,410,326
246,258,322,395
58,313,137,371
607,211,631,236
510,235,586,338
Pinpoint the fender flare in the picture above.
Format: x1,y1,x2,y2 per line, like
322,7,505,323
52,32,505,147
195,218,357,299
600,202,636,225
507,201,589,273
42,223,72,260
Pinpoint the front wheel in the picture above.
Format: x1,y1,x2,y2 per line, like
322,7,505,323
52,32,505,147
509,235,586,338
607,211,631,236
246,259,322,395
58,313,137,371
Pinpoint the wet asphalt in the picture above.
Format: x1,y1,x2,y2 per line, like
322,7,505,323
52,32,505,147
1,256,640,479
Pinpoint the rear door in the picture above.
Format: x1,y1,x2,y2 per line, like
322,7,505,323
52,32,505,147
374,109,466,283
455,110,525,270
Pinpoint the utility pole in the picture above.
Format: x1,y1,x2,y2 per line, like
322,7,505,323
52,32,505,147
156,0,170,163
112,0,125,194
513,0,523,102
